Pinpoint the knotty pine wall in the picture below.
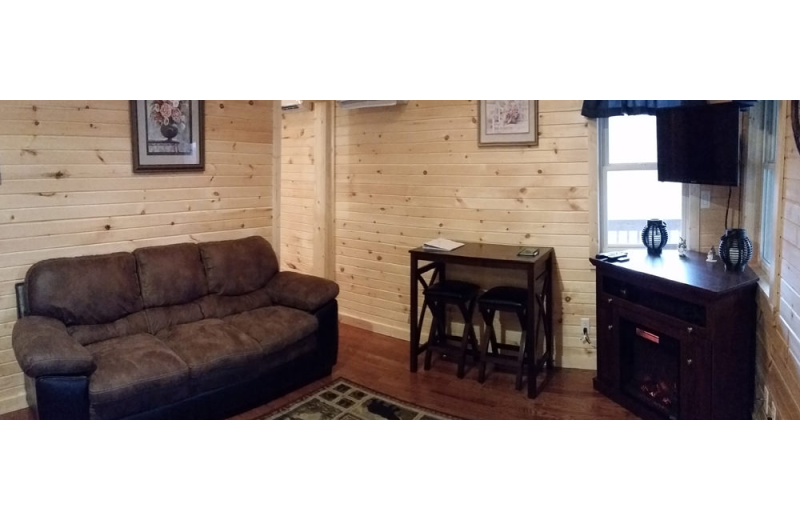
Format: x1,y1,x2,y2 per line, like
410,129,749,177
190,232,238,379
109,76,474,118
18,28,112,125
756,109,800,419
279,107,315,274
0,100,275,414
699,186,741,252
333,100,596,369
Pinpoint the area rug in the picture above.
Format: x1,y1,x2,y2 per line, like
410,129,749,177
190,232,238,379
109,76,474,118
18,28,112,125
260,378,457,420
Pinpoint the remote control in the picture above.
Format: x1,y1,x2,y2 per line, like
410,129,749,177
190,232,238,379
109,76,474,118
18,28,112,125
596,251,628,261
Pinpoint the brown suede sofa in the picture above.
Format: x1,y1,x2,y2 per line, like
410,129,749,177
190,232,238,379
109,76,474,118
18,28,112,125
12,236,339,419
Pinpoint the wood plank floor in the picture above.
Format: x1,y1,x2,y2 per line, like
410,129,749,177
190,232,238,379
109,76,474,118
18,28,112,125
0,323,636,420
240,324,635,419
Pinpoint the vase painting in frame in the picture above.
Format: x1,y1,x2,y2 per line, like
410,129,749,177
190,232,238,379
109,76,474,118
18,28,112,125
130,100,205,172
478,100,538,146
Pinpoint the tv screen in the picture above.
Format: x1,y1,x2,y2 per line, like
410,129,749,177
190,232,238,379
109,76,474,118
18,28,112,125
656,103,741,186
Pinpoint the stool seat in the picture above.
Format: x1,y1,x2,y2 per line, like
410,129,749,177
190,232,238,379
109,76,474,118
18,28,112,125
478,286,528,309
424,280,480,301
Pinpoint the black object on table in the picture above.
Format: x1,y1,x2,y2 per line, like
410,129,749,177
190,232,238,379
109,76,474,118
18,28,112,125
409,242,554,398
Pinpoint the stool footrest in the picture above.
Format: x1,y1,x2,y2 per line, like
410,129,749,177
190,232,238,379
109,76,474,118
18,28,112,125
424,341,481,358
483,352,528,367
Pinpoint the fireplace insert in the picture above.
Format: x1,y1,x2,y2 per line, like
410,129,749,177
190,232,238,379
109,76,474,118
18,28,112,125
619,318,680,419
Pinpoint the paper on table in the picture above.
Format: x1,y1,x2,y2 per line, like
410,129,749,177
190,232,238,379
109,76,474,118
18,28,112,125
422,238,464,251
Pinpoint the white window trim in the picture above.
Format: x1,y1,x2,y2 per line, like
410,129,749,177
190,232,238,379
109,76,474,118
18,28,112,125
740,101,786,305
597,117,691,252
769,100,788,309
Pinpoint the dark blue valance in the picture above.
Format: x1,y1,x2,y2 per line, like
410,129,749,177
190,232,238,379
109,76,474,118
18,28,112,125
581,100,757,119
734,101,757,110
581,99,706,119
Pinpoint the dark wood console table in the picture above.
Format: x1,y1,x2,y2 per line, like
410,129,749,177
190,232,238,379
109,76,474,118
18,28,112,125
409,243,554,398
590,250,758,419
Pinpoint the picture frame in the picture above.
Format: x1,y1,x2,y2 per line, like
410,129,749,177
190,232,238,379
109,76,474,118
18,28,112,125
478,100,538,147
130,100,205,172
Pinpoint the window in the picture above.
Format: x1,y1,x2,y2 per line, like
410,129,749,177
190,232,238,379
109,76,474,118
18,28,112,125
599,115,684,251
744,100,780,276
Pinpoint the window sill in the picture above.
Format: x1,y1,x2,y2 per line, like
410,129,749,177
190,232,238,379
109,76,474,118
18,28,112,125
749,263,772,300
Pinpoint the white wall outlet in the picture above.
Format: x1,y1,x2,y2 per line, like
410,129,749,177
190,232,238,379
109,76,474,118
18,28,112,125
700,190,711,209
768,400,777,420
763,386,771,417
580,318,593,346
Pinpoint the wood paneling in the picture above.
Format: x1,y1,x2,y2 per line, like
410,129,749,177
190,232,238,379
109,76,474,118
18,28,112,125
0,100,275,414
756,107,800,419
699,185,740,252
279,107,315,274
332,100,596,369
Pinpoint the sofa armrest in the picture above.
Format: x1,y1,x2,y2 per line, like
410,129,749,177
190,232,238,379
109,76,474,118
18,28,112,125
266,271,339,312
12,316,95,378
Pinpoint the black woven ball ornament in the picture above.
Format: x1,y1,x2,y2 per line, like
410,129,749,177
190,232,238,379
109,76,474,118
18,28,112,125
719,228,753,272
641,219,669,256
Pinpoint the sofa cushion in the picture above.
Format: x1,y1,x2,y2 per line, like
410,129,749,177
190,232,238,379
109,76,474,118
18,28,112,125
198,286,272,320
26,252,143,326
135,243,208,308
156,319,261,392
145,302,204,334
68,311,150,346
223,305,318,355
266,271,340,312
199,236,279,296
85,333,190,419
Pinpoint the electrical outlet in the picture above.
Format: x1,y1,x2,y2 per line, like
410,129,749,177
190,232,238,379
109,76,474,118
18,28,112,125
581,318,590,331
700,190,711,209
768,400,777,420
763,386,771,417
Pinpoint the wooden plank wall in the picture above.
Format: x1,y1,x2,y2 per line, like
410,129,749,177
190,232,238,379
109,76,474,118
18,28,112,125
699,186,740,252
279,107,315,274
333,100,597,369
0,100,275,414
757,109,800,419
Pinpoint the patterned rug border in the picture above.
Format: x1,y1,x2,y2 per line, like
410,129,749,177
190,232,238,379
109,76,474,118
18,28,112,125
259,378,461,420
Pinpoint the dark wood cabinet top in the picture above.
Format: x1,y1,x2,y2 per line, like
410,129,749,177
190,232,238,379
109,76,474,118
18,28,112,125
410,242,553,268
589,249,759,297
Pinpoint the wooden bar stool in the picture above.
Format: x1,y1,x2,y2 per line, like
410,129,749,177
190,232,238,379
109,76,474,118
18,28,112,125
420,280,481,378
477,286,529,390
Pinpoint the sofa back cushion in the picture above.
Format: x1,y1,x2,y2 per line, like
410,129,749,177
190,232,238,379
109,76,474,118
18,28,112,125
145,302,205,335
26,252,143,326
198,236,278,296
68,311,150,346
134,243,208,308
198,286,273,320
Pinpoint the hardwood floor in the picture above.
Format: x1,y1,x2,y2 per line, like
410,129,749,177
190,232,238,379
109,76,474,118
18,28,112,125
0,324,636,420
237,324,635,420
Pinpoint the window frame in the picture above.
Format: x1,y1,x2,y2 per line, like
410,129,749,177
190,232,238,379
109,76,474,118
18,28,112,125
597,116,688,252
742,100,784,294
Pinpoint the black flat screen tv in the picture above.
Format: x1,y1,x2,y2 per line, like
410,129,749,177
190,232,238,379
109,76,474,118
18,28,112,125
656,103,741,186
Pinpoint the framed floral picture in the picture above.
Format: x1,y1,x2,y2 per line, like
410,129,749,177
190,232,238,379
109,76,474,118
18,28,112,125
478,100,538,146
130,100,205,172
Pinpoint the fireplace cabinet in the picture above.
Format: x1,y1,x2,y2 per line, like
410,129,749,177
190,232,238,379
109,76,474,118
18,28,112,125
590,250,758,419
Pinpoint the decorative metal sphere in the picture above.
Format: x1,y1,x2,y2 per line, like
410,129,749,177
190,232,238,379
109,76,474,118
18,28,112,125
642,219,669,255
719,229,753,272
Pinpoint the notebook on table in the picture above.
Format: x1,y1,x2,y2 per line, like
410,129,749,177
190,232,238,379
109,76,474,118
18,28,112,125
422,238,464,252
